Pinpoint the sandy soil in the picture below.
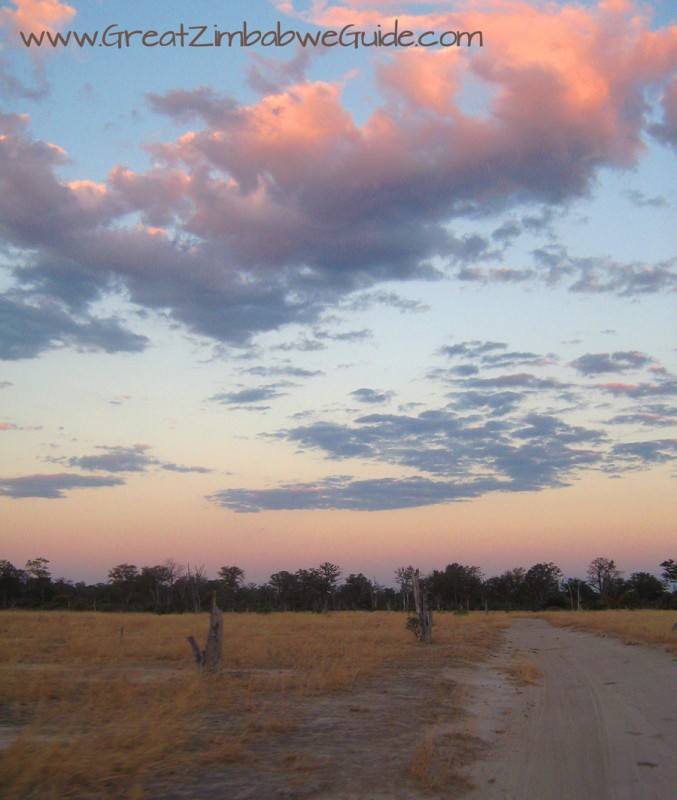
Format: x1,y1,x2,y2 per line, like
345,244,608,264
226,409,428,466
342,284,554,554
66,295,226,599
150,655,479,800
151,617,677,799
462,618,677,800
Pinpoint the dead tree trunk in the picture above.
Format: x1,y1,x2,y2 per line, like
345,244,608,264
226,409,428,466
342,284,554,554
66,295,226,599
412,570,433,644
187,594,223,672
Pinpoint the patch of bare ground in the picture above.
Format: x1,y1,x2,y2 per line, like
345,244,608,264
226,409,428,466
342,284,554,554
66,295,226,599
148,658,490,800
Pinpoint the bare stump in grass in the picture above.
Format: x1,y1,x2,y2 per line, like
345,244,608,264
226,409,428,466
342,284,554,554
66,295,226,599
187,595,223,673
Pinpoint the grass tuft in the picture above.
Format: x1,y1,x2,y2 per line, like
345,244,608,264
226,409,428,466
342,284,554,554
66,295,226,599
502,655,542,686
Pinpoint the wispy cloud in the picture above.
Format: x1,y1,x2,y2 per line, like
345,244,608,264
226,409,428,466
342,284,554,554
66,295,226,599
607,405,677,428
0,294,148,361
350,388,395,405
598,379,677,399
0,472,123,500
47,444,213,477
626,190,670,209
569,351,653,376
649,77,677,149
0,420,42,431
207,335,677,511
209,384,291,407
209,475,498,513
65,444,152,473
608,439,677,468
346,291,430,314
242,364,323,379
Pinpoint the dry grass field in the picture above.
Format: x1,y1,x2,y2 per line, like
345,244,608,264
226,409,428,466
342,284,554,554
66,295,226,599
0,610,508,799
533,610,677,655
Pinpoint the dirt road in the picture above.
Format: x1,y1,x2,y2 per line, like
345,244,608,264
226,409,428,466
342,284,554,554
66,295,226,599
462,618,677,800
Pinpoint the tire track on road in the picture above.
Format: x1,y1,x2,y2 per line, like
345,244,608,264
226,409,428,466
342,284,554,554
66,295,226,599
463,618,677,800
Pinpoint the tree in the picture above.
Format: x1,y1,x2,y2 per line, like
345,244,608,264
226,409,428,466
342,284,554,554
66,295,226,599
269,570,299,611
338,573,374,610
395,566,416,612
660,559,677,589
624,572,665,608
139,565,175,610
218,565,244,591
485,567,526,611
108,563,139,584
314,562,342,612
25,557,52,604
294,568,323,611
218,565,245,610
524,562,563,609
586,557,622,605
107,563,139,607
163,559,184,607
427,563,484,611
186,564,208,612
25,557,51,579
0,560,24,607
561,577,594,611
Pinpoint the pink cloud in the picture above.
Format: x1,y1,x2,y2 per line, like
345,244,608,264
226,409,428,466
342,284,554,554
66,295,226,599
0,421,42,431
0,0,75,36
599,380,677,398
1,2,675,350
128,2,675,275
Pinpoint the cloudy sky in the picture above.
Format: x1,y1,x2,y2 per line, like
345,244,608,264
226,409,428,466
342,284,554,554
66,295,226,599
0,0,675,585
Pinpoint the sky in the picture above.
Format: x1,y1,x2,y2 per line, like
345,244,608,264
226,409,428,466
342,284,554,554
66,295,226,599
0,0,675,587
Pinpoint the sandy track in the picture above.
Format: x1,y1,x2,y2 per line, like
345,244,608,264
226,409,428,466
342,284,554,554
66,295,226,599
462,618,677,800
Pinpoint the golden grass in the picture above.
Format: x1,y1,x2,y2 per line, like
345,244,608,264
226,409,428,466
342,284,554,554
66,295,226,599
502,655,542,686
0,610,507,799
532,610,677,656
407,729,476,794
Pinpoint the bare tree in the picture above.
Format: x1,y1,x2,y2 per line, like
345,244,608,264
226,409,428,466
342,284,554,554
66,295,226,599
164,559,184,604
186,564,208,613
586,557,621,604
187,594,223,673
563,578,584,610
411,570,433,644
395,566,416,612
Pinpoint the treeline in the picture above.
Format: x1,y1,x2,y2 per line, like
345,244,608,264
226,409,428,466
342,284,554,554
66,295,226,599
1,556,676,613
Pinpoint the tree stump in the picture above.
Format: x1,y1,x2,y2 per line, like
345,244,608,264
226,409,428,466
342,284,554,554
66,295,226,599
187,594,223,672
412,570,433,644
